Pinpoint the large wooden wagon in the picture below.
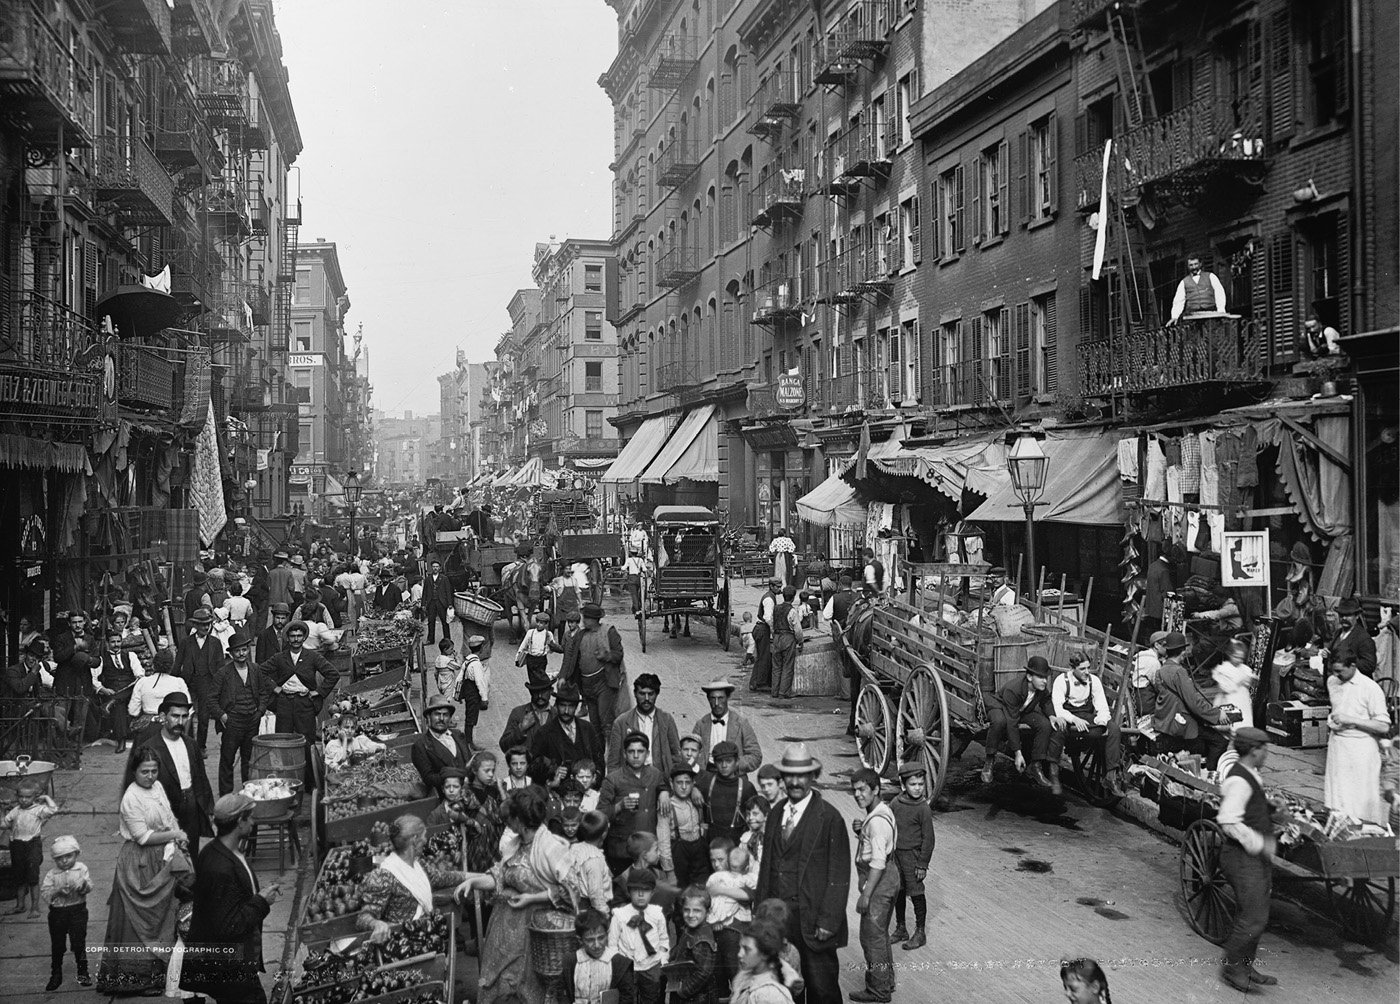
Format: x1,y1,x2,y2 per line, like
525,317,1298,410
637,506,731,654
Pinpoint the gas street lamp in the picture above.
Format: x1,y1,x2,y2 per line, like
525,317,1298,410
344,469,362,559
1005,428,1048,599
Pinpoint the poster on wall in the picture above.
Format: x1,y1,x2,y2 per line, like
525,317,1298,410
1221,530,1271,589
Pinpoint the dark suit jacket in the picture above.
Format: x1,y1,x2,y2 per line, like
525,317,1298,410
1151,658,1224,740
755,790,850,951
128,724,215,837
258,649,340,710
216,660,272,721
606,707,682,776
51,628,97,697
411,729,471,792
255,625,285,665
558,625,625,691
371,582,403,611
2,659,43,700
987,675,1055,753
530,716,604,772
423,572,452,610
1333,621,1378,677
173,632,226,696
500,702,556,754
180,838,271,993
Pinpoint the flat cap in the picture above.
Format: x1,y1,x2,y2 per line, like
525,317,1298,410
212,793,256,822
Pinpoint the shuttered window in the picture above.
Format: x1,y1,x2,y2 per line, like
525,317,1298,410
1014,302,1032,398
1268,10,1295,144
1268,232,1297,364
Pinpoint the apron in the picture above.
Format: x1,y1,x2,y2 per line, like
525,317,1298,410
1325,733,1385,824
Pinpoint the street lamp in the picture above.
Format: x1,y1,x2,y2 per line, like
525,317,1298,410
1006,428,1048,599
344,468,362,559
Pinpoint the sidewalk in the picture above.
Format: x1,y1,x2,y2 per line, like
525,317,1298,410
0,738,303,1003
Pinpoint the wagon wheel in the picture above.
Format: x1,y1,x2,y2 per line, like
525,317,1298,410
1328,877,1397,945
854,681,893,775
588,559,605,607
895,664,952,802
1179,820,1236,945
638,575,648,653
1067,738,1123,809
717,572,732,651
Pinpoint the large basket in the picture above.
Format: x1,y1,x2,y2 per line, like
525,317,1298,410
527,922,579,977
454,591,503,627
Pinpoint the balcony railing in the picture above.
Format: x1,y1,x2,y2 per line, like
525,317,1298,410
118,343,180,410
649,35,700,90
829,121,892,183
102,0,172,54
3,292,96,371
204,178,251,237
1068,0,1117,29
1074,96,1267,210
656,246,703,289
814,1,894,83
825,368,872,412
751,275,803,326
816,246,889,304
195,58,248,127
656,140,701,188
749,168,806,227
0,0,94,147
1077,315,1266,397
167,241,221,308
153,98,221,174
656,361,702,393
172,0,219,57
93,135,176,226
749,69,801,138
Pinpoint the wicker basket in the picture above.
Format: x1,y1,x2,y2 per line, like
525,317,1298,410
454,591,503,627
527,923,579,977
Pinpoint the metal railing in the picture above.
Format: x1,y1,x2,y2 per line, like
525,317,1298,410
194,56,248,125
815,0,894,79
750,69,801,128
657,139,701,187
1077,315,1266,397
0,0,93,144
655,361,702,393
5,292,97,371
105,0,172,55
656,246,703,289
118,343,180,410
748,168,807,227
650,35,700,90
751,275,803,324
93,135,175,226
825,369,872,411
153,97,221,174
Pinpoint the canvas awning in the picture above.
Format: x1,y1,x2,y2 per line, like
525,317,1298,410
966,429,1122,526
871,435,1008,502
640,405,716,485
657,407,719,483
508,457,549,487
796,473,868,528
601,415,677,485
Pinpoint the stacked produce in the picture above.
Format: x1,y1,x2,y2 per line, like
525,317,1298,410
354,620,422,656
323,750,422,795
303,834,461,926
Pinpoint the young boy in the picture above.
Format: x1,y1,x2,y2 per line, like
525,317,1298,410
889,763,935,950
609,869,668,1004
323,711,386,770
516,612,557,687
696,742,755,845
433,637,460,698
2,781,59,918
611,832,678,910
573,759,601,812
560,805,583,841
755,764,784,809
502,746,531,795
737,794,767,868
40,834,91,991
427,767,471,826
703,839,753,995
668,886,718,1004
455,635,491,750
664,765,709,890
677,736,703,774
850,768,898,1004
567,907,634,1004
738,612,756,667
600,732,667,876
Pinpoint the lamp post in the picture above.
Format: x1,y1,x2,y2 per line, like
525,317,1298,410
344,468,363,559
1006,428,1048,599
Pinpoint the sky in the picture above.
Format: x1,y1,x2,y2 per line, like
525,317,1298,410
271,0,619,418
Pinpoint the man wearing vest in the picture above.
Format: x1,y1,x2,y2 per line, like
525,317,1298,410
558,602,626,737
215,632,271,796
260,621,340,787
1168,255,1226,324
770,585,804,701
1215,727,1280,992
98,625,144,754
749,578,781,692
755,744,850,1004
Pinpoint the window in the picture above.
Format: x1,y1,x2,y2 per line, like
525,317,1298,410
975,140,1009,241
985,309,1007,399
299,422,313,449
871,93,889,158
874,212,891,275
896,319,921,402
932,166,964,259
1025,114,1057,222
585,410,603,438
939,321,960,404
895,70,918,148
898,195,920,268
291,369,311,404
584,264,602,292
1303,0,1348,126
294,321,312,352
585,361,603,392
294,269,311,304
585,311,602,340
1032,293,1057,394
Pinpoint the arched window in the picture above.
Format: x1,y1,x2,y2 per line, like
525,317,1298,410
722,279,742,372
705,77,716,140
720,46,739,124
720,161,739,246
706,185,717,256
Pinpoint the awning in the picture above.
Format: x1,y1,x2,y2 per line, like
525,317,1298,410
872,435,1008,502
658,408,719,483
640,405,717,484
601,415,677,485
966,429,1122,526
508,457,550,487
797,473,868,528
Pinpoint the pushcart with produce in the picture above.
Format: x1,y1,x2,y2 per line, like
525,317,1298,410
1148,755,1399,945
635,506,732,654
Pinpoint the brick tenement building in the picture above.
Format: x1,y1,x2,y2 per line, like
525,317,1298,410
599,0,1054,544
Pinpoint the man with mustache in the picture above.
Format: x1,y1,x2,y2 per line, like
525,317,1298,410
499,679,558,753
126,693,215,852
216,632,271,796
529,685,603,777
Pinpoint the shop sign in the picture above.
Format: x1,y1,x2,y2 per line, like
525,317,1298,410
0,371,98,415
25,565,43,579
1222,530,1270,589
288,353,322,367
775,374,805,410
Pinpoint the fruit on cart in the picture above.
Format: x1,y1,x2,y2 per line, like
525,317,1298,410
354,620,422,654
377,914,450,962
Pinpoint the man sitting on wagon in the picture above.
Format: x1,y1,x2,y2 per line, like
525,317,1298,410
1048,652,1125,796
981,656,1056,790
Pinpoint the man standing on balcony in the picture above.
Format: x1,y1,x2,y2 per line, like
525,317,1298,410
1168,256,1226,324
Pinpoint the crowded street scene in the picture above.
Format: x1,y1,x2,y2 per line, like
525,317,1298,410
0,2,1397,1004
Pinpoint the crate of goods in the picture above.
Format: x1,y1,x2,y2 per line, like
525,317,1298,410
1288,836,1400,880
1266,700,1330,749
342,665,411,696
294,913,453,1001
323,795,439,846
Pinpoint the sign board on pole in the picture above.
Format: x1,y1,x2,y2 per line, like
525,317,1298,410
775,373,805,410
1221,530,1270,589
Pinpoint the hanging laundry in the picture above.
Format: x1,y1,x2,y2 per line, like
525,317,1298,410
1199,431,1220,508
1180,432,1202,494
1236,424,1259,487
1117,438,1140,480
1145,438,1168,501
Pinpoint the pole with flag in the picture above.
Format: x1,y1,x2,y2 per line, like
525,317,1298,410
1091,139,1112,280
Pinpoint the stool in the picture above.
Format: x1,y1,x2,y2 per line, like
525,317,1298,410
248,811,301,872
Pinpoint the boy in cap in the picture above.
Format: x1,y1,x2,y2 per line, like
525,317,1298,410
850,767,898,1003
696,741,756,846
455,635,491,751
609,866,669,1004
1214,728,1280,992
888,763,935,951
40,835,92,990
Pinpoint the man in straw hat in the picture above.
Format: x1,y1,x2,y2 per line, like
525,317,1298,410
181,793,282,1003
1214,727,1282,992
754,743,850,1004
688,679,762,775
215,631,271,796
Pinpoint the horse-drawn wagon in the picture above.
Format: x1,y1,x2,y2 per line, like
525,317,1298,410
636,506,731,654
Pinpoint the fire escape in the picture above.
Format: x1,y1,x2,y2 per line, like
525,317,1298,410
1070,0,1269,402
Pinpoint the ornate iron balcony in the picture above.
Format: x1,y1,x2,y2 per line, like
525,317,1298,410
1077,314,1266,397
0,0,93,148
93,135,176,227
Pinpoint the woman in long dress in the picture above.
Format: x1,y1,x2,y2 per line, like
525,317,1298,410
456,786,577,1004
97,746,191,995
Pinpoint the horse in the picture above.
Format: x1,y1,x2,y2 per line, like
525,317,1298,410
502,553,547,639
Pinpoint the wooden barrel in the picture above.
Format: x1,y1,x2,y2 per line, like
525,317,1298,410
1025,624,1072,666
993,635,1036,693
250,733,306,782
1062,638,1098,670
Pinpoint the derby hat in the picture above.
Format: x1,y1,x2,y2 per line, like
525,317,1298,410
554,684,582,705
1337,597,1362,616
1025,655,1052,676
1163,631,1188,653
227,631,253,650
188,608,214,625
159,692,193,712
525,679,555,693
270,602,291,616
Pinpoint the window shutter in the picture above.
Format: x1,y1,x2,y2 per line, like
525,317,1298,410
996,139,1010,235
1043,294,1058,392
1334,211,1350,334
1073,111,1089,157
889,212,903,274
970,156,982,245
83,240,98,320
1268,232,1296,364
1079,283,1094,343
997,306,1012,399
954,166,966,253
931,179,942,260
1015,302,1031,397
1268,10,1295,145
1046,112,1059,214
912,319,922,399
910,195,921,264
1017,130,1029,226
964,316,981,403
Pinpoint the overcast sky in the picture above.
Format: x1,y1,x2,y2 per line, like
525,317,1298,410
272,1,618,418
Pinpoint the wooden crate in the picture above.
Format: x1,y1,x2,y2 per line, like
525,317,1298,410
323,795,439,846
868,601,980,724
1288,837,1400,880
342,665,410,695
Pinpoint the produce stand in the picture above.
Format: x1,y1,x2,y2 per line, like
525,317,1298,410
292,902,458,1003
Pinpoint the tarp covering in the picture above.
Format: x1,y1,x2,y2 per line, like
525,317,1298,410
601,415,677,485
0,433,90,473
640,405,716,484
796,473,868,528
966,429,1121,526
658,409,719,483
872,435,1008,502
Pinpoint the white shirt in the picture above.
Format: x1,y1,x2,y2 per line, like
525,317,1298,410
281,652,311,694
633,709,655,766
1326,673,1390,738
782,791,813,836
1170,271,1227,320
129,674,190,716
608,903,669,971
707,714,729,756
1051,671,1111,727
434,730,458,758
758,594,776,628
162,733,193,790
222,596,253,624
1216,763,1267,856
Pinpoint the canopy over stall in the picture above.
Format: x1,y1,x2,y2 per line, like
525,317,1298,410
796,474,868,528
639,406,717,484
966,429,1121,526
601,415,677,485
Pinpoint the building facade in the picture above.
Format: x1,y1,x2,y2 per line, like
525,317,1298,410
373,411,441,486
287,239,350,504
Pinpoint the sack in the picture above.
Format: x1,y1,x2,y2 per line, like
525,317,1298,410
258,711,277,735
